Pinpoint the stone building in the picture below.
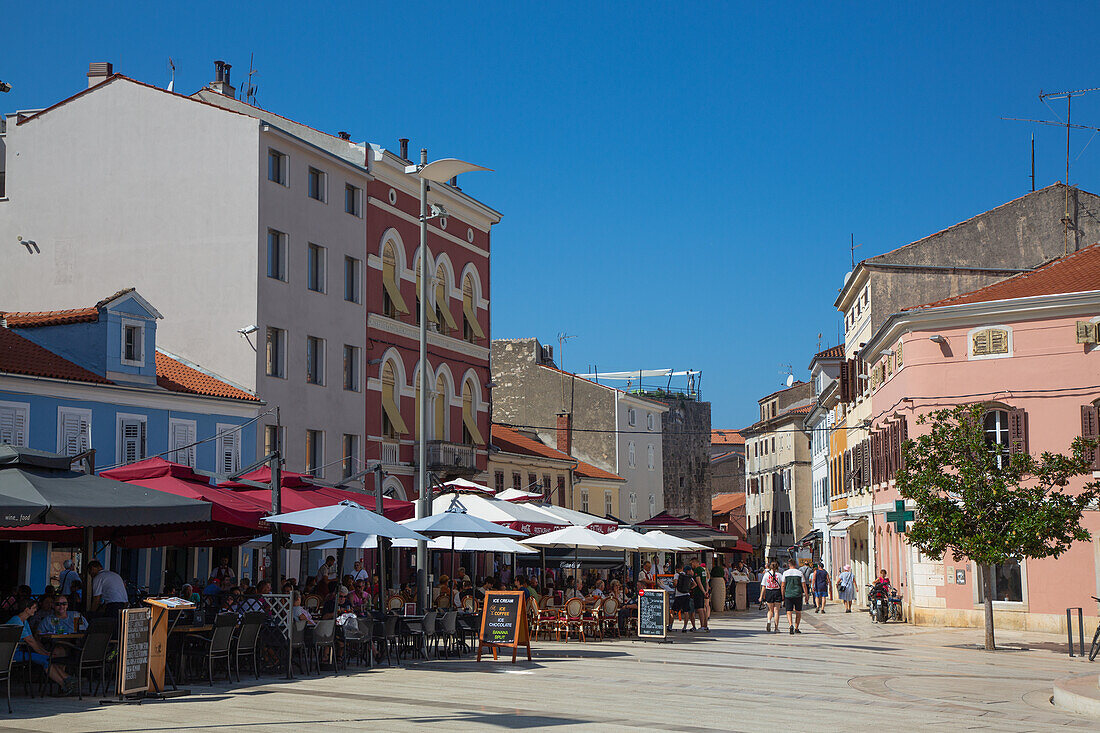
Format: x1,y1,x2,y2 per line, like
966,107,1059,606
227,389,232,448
645,395,712,523
490,338,667,522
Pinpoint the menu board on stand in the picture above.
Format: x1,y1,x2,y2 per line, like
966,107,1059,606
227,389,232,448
637,589,669,641
118,607,151,696
476,590,531,663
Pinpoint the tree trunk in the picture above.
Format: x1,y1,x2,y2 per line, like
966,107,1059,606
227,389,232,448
982,563,996,651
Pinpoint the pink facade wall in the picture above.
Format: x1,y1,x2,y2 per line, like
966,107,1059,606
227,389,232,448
870,309,1100,618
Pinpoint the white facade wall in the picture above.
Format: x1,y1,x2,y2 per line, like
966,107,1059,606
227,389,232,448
616,395,665,521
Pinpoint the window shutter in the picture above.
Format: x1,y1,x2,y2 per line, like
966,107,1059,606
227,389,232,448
120,418,146,464
60,411,90,457
171,422,196,467
1076,321,1099,344
898,418,909,471
886,422,897,478
839,360,850,403
219,430,239,474
989,329,1008,354
862,438,872,488
1082,405,1100,470
0,405,29,447
972,330,990,356
1008,408,1028,456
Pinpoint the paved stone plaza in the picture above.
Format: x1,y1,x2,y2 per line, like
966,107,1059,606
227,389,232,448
1,609,1098,732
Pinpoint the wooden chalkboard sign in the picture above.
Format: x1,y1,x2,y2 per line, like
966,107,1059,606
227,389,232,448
119,607,151,695
476,590,531,663
637,589,668,640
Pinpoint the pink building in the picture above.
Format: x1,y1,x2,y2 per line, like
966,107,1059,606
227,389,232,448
860,243,1100,633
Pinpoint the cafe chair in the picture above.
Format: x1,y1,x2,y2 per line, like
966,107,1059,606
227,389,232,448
312,620,339,677
304,595,322,614
63,617,115,700
600,597,620,639
231,612,266,682
417,610,437,659
434,593,452,611
183,612,238,685
437,611,460,658
455,611,477,653
461,596,475,613
385,594,404,612
377,615,401,666
560,598,586,642
0,624,22,713
288,618,313,676
341,617,371,668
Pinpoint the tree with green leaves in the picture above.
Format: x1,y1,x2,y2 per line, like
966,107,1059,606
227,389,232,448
895,403,1100,650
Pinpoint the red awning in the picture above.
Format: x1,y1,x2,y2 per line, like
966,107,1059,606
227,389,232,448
220,467,414,521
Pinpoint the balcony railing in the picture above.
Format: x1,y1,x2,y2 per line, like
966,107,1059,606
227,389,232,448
426,440,477,474
381,440,400,466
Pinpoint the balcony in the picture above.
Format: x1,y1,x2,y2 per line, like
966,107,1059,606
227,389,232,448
426,440,477,477
381,440,400,467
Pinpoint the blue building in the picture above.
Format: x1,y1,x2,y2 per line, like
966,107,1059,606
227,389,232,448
0,288,261,593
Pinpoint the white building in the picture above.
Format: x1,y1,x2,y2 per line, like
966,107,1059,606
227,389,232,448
0,62,499,484
805,345,843,575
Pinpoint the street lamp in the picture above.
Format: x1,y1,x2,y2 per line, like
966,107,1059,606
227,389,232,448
406,150,491,611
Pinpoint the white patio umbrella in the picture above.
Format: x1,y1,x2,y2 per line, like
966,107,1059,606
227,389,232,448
643,530,708,552
521,525,632,584
605,528,666,551
403,495,525,582
438,477,495,494
325,534,538,554
242,529,338,549
494,488,542,502
263,499,428,587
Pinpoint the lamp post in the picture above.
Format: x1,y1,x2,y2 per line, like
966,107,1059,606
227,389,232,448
407,150,491,611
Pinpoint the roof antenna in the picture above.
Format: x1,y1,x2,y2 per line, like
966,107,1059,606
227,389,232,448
556,332,576,412
780,363,794,388
850,233,862,269
167,58,175,92
243,53,258,104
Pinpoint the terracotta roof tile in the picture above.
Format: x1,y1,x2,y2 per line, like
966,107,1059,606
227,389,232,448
2,307,99,328
155,352,259,402
810,344,844,363
574,460,624,482
781,405,813,416
711,493,746,514
490,424,574,463
0,328,111,384
910,243,1100,310
710,429,745,446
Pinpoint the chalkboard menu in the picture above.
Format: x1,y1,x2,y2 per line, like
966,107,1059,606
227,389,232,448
477,590,531,662
119,607,151,695
637,589,668,640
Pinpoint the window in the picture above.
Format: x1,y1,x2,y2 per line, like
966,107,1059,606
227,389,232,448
984,409,1010,468
307,243,326,293
461,380,483,444
268,149,286,185
266,327,286,378
628,441,636,468
494,471,505,493
557,475,566,505
647,413,654,430
345,183,361,216
305,429,324,477
415,257,438,328
344,256,361,303
307,167,325,201
341,434,360,479
0,401,29,447
122,323,143,365
117,415,147,464
435,265,457,335
970,326,1011,359
581,489,589,514
982,561,1024,603
380,361,408,438
166,418,194,466
542,474,552,501
647,444,654,470
605,491,613,516
629,492,637,520
216,424,240,475
58,407,92,457
306,336,325,385
343,345,360,391
461,274,484,343
628,409,636,426
381,243,408,318
649,494,656,517
512,472,521,491
264,424,284,456
528,473,538,492
266,229,288,281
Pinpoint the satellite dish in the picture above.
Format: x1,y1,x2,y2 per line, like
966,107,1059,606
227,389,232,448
785,374,795,387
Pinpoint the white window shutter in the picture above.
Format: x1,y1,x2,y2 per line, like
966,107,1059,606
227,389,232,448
218,428,239,475
0,405,29,447
170,422,196,467
59,411,90,456
120,418,147,464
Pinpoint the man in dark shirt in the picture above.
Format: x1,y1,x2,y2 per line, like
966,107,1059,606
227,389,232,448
321,586,352,619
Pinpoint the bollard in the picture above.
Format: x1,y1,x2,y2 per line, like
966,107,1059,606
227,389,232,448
1067,607,1084,657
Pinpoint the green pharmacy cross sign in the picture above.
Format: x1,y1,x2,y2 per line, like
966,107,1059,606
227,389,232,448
886,500,915,533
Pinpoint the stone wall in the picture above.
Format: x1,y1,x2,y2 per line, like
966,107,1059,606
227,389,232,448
649,396,712,523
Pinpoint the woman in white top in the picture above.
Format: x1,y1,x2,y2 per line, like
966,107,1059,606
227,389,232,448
757,561,783,634
290,591,316,627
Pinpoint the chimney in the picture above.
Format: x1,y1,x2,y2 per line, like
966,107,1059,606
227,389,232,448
556,411,572,456
87,62,113,88
210,60,236,97
399,138,409,160
337,131,351,141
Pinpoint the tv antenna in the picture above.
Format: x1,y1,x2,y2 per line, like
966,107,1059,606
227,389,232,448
556,332,576,411
1002,86,1100,254
780,363,794,388
850,233,862,269
242,53,259,104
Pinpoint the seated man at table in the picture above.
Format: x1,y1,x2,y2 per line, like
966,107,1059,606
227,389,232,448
30,594,56,631
321,586,353,619
8,600,76,694
37,596,85,635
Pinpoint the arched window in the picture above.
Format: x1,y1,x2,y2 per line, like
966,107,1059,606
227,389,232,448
382,476,407,500
434,374,448,440
628,441,636,468
461,273,485,343
629,492,637,520
381,361,408,439
648,494,656,517
414,254,438,327
647,444,654,470
461,380,483,445
984,409,1010,468
435,265,457,335
969,326,1011,358
382,242,408,318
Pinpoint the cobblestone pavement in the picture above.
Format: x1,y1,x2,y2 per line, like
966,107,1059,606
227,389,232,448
0,607,1096,732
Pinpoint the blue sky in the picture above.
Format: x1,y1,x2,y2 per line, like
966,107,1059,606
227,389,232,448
6,2,1100,427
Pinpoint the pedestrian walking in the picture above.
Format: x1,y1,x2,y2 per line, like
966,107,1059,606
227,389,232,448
672,562,697,632
782,558,808,634
836,564,856,612
758,561,783,633
689,557,710,632
811,562,831,613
